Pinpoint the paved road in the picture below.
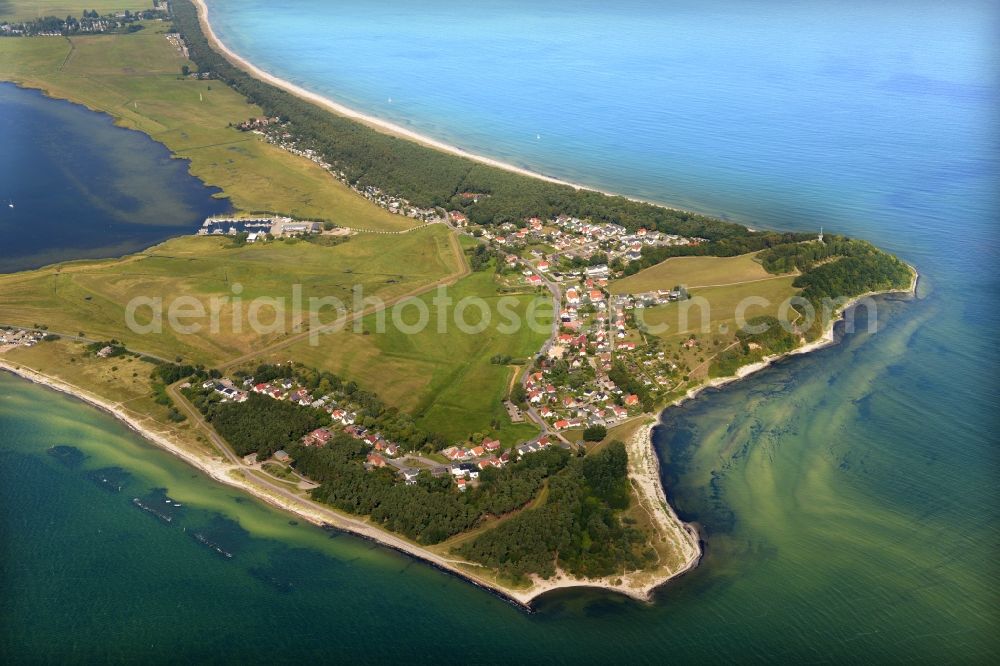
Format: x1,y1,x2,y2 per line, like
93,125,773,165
507,253,573,445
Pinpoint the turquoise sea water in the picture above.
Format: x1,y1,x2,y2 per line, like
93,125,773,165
2,0,999,661
0,83,228,273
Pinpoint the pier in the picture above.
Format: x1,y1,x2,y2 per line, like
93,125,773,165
198,215,322,238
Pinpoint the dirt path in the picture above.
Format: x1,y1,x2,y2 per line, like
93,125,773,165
219,227,469,372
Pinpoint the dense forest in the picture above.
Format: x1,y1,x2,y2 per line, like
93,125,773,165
171,1,911,324
456,442,653,580
193,392,327,458
291,435,572,544
173,0,781,242
710,315,800,377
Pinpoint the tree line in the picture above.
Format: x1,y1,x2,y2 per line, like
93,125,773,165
291,435,572,544
456,442,654,580
172,0,785,242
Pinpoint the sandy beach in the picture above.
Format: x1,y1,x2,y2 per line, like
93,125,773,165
0,0,921,608
0,264,916,607
0,357,701,607
665,264,920,410
190,0,697,214
192,0,581,189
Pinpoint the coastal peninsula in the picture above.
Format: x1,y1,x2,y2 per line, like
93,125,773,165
0,0,915,606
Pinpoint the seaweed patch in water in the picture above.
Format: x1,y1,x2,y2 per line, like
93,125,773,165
133,488,186,524
47,445,86,468
87,466,131,493
187,515,250,560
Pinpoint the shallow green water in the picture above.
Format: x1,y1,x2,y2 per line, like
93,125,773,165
1,286,996,663
2,0,998,660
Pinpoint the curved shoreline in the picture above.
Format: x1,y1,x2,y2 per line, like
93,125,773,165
191,0,694,214
0,358,698,608
193,0,579,191
1,4,920,607
653,265,920,418
0,267,913,608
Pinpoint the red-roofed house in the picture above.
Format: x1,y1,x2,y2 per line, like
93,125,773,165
367,453,387,468
302,428,332,447
442,446,464,461
624,394,640,406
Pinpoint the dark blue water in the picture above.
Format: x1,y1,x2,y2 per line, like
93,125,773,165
0,83,229,273
1,0,998,661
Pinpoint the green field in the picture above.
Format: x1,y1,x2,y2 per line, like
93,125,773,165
637,276,800,339
0,17,552,444
0,228,461,365
609,252,781,293
0,22,418,231
280,269,551,444
1,338,216,457
0,0,149,21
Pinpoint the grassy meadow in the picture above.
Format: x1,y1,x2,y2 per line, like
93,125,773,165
0,21,418,231
280,269,552,445
0,15,550,444
607,253,802,383
609,251,782,293
0,227,461,365
636,276,800,340
1,338,216,457
0,0,149,21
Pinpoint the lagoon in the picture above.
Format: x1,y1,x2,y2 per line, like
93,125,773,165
0,82,228,274
1,0,998,661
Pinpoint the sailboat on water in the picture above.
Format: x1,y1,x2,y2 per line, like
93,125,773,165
6,199,13,209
